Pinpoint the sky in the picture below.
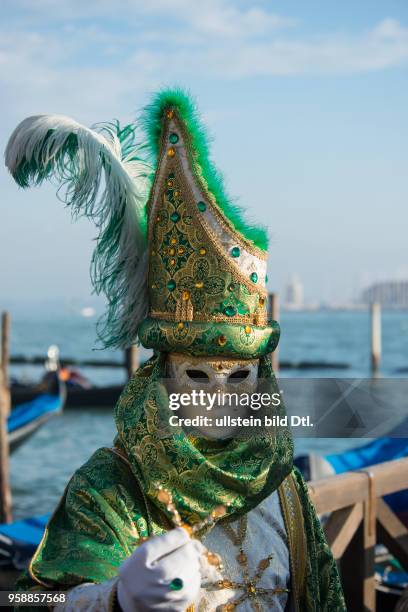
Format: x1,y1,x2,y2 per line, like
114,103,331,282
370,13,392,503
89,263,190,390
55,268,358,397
1,0,407,308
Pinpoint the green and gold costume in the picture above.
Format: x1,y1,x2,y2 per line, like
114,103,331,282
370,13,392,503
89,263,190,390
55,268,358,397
17,357,344,611
6,88,346,611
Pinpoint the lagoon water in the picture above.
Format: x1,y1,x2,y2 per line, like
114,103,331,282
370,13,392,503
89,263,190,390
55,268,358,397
7,309,408,519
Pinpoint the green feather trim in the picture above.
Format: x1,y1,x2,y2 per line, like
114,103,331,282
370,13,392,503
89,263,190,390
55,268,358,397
141,88,268,251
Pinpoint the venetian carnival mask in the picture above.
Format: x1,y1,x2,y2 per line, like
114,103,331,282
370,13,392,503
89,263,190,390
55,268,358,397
166,353,259,439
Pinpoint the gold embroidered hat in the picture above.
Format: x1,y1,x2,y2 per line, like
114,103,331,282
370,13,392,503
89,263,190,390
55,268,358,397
5,87,279,358
138,89,279,358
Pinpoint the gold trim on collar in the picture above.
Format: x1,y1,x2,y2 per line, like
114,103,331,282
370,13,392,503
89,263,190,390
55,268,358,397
278,474,307,612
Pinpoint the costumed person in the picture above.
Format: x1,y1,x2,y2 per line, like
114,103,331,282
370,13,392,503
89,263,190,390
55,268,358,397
5,89,346,612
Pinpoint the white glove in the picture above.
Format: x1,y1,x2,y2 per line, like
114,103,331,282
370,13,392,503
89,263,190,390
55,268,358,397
117,527,214,612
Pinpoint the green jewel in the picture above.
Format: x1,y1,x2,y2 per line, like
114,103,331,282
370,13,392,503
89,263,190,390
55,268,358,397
231,247,240,258
250,272,258,283
167,280,176,291
170,212,180,222
224,305,237,317
169,578,183,591
197,201,207,212
169,132,179,144
265,274,268,283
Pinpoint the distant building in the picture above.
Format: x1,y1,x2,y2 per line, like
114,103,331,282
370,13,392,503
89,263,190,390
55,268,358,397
362,280,408,308
284,275,304,310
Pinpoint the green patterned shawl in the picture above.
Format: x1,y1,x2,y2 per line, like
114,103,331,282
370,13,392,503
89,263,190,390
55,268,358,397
16,355,345,611
114,354,293,525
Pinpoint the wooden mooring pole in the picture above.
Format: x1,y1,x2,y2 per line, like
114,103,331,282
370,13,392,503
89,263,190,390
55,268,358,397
268,293,279,374
0,312,12,523
125,345,139,380
1,312,10,416
370,302,381,375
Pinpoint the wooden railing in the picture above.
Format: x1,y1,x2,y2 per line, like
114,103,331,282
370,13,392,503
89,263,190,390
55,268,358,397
308,457,408,612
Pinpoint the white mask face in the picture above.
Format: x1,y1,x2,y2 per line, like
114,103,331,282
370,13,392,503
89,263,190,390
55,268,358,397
166,353,259,439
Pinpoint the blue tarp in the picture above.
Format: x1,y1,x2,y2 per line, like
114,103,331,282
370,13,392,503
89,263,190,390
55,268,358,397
327,438,408,474
7,394,61,433
326,437,408,512
0,514,50,546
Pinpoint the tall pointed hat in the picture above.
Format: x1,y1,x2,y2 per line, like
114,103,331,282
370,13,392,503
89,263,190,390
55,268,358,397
5,88,279,358
138,90,279,358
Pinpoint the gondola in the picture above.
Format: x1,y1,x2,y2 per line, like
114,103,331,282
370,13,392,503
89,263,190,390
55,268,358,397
0,514,49,570
8,346,65,453
0,514,50,588
11,379,120,410
8,370,65,453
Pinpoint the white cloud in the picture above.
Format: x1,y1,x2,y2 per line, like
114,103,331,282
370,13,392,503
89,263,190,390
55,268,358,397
3,0,295,40
146,1,296,39
194,17,408,77
1,4,408,128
